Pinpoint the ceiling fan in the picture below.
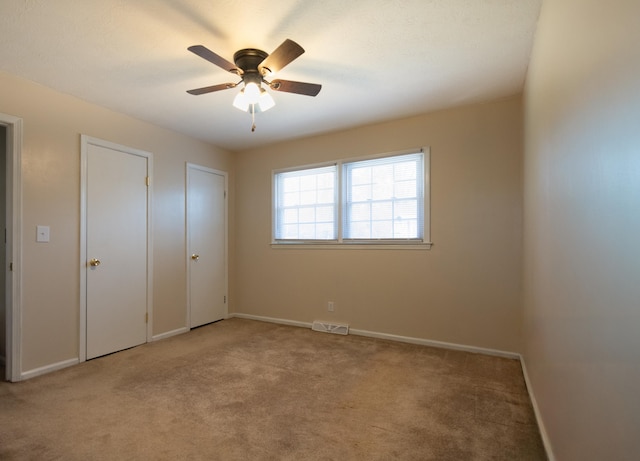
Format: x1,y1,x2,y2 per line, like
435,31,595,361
187,39,321,131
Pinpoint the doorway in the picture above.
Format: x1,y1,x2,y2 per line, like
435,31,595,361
186,164,227,328
80,136,152,361
0,112,22,382
0,125,6,378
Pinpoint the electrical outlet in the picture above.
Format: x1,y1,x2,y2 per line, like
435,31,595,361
327,301,334,312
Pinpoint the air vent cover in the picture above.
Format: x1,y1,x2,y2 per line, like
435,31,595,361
311,321,349,335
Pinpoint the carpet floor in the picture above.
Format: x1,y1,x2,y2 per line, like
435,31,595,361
0,318,546,460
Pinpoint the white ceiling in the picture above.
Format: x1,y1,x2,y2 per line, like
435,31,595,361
0,0,541,152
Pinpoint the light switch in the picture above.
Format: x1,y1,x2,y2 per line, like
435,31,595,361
36,225,50,243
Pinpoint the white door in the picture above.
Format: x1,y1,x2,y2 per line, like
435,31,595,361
84,139,150,360
187,164,226,328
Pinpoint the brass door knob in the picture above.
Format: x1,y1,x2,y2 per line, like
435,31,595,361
191,254,200,261
89,258,101,267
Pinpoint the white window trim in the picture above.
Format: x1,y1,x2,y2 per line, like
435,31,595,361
271,147,432,249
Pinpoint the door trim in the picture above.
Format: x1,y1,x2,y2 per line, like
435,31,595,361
0,113,23,382
80,135,153,362
185,163,228,328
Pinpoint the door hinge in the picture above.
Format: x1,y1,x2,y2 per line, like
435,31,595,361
224,295,227,303
9,262,13,271
145,176,150,186
145,313,149,323
224,190,227,199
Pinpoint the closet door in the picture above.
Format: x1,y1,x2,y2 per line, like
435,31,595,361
187,164,227,328
83,137,150,360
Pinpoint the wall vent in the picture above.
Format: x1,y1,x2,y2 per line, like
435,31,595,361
312,321,349,335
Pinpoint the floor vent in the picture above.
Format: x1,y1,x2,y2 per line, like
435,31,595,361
312,321,349,335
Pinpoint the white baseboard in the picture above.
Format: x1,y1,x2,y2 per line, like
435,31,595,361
20,357,79,381
230,312,519,359
350,327,520,359
519,356,555,461
17,326,190,381
151,326,189,342
230,313,313,329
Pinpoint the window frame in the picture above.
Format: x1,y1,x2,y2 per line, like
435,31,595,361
272,147,431,249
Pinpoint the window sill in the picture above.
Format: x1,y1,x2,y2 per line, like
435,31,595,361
270,242,432,250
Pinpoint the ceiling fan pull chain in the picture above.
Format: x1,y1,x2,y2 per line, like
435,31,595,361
251,105,256,132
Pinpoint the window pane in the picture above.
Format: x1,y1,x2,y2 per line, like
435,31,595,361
283,209,298,224
283,191,299,207
350,203,370,221
299,223,316,239
316,223,334,239
351,184,371,202
282,224,298,239
371,201,392,220
372,220,393,238
317,189,334,204
299,207,316,223
395,200,417,219
351,167,371,185
299,176,316,191
394,161,416,181
394,220,417,238
300,190,316,205
282,176,299,192
372,164,393,183
275,165,337,240
350,221,371,238
344,152,423,240
395,180,416,199
372,183,393,200
316,206,334,222
317,173,334,188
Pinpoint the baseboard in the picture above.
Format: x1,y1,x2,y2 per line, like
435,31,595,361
230,313,313,329
20,357,79,381
350,328,520,359
230,312,519,359
520,356,556,461
151,326,189,342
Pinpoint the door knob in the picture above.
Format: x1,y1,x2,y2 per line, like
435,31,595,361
191,254,200,261
89,258,101,267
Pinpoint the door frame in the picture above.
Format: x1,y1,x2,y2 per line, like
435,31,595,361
79,135,153,362
0,113,23,382
185,163,228,328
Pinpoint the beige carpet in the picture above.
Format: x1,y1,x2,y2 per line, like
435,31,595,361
0,318,546,460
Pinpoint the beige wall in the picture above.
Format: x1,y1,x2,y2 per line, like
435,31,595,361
523,0,640,459
235,96,524,353
0,72,234,373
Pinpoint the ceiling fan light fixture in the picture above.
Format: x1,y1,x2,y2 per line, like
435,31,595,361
244,82,261,104
258,89,275,112
232,90,250,111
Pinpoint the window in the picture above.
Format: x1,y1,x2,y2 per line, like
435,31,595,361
274,165,337,240
273,148,430,248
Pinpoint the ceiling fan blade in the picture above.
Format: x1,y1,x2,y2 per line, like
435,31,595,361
188,45,240,74
269,79,322,97
187,82,237,95
259,39,305,76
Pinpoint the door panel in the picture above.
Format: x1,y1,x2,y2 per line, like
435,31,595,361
86,144,148,359
188,165,226,328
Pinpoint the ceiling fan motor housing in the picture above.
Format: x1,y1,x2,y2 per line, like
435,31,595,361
233,48,269,84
